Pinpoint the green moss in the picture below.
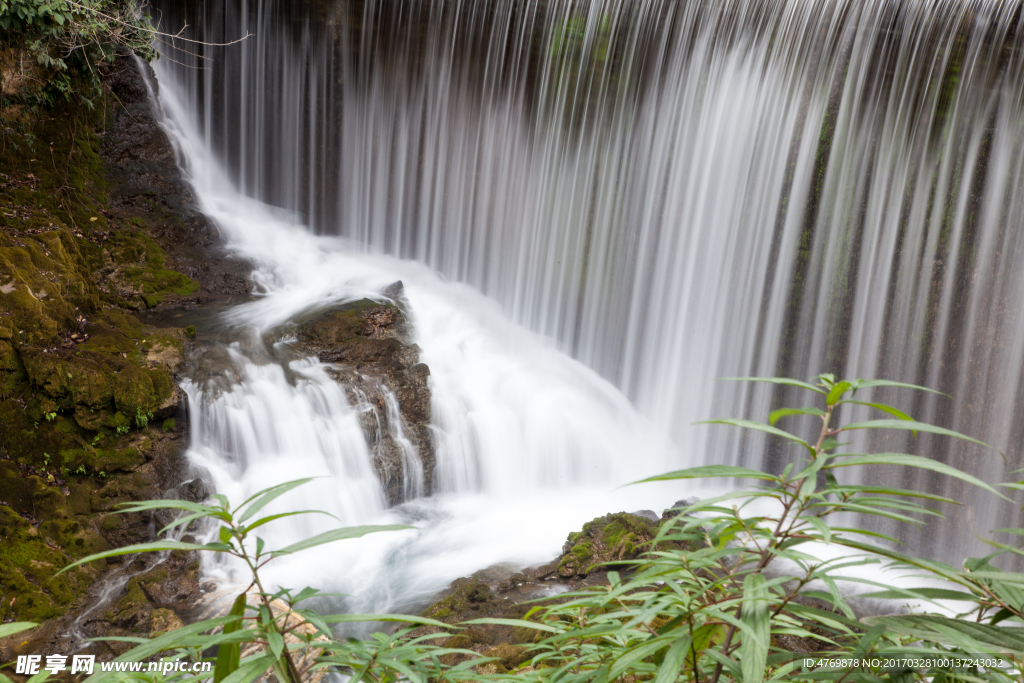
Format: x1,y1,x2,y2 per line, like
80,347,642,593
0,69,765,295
0,506,97,622
101,515,124,532
0,69,192,630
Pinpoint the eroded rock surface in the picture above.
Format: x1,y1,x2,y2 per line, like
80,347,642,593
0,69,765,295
293,296,434,504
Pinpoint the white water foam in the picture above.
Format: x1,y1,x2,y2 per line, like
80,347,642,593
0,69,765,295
153,60,700,615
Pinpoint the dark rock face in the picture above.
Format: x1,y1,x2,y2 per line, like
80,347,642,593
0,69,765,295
100,51,252,303
0,49,247,652
293,297,434,504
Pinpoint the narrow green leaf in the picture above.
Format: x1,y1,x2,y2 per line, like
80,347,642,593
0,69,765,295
0,622,36,638
851,379,949,397
768,407,825,426
58,540,233,575
267,630,284,658
242,510,337,535
270,524,412,556
698,419,812,451
463,618,560,633
739,573,770,683
655,635,693,683
214,594,247,683
219,654,278,683
865,614,1024,652
237,478,316,523
319,613,453,628
840,420,998,453
720,376,827,395
115,499,220,514
632,465,778,485
609,636,671,680
843,400,913,421
858,587,974,603
824,453,1006,499
159,510,218,535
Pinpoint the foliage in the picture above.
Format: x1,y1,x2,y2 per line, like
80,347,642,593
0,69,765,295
4,374,1024,682
1,0,155,145
482,374,1024,682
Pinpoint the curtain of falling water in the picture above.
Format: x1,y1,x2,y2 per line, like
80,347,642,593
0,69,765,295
152,0,1024,562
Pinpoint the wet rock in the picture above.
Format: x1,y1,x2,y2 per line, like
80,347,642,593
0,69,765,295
101,51,253,305
661,496,701,522
629,509,660,523
293,298,434,505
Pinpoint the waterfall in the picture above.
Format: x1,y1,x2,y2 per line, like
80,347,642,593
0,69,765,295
150,0,1024,587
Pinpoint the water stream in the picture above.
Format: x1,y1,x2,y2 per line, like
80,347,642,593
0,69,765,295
147,0,1024,606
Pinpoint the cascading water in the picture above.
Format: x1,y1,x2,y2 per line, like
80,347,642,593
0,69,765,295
152,69,683,613
148,0,1024,600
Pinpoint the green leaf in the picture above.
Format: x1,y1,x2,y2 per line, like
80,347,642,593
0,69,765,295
851,379,948,397
319,613,453,628
237,478,316,523
267,630,284,658
116,499,219,513
219,654,278,683
632,465,778,485
655,636,693,683
270,525,412,556
826,381,852,405
739,573,770,683
58,540,233,574
698,419,812,452
242,510,337,535
824,453,1007,499
839,420,998,453
768,407,825,426
609,636,672,680
214,594,247,683
720,376,827,395
0,622,36,638
843,400,913,421
463,618,560,633
865,614,1024,652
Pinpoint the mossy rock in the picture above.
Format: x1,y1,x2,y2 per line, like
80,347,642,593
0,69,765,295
0,506,98,622
557,512,662,578
0,463,68,520
148,608,184,637
482,643,528,670
106,576,152,629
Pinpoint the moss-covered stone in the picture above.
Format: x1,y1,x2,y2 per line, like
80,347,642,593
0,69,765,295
0,61,198,633
557,512,663,578
0,506,100,622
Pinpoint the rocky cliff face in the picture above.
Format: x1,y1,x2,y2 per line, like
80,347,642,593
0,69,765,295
0,51,245,654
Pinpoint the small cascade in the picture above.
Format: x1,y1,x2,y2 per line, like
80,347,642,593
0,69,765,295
152,65,682,612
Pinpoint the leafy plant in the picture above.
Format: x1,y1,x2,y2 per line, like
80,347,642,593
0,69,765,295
57,478,447,683
27,375,1024,683
134,407,152,428
478,374,1022,681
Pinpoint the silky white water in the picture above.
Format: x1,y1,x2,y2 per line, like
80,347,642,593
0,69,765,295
148,0,1024,588
152,64,694,612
